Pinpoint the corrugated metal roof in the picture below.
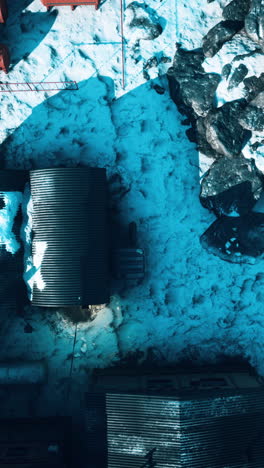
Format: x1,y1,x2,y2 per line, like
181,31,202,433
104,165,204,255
30,167,109,307
106,392,264,467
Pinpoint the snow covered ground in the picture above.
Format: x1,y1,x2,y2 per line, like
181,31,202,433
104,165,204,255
0,0,264,426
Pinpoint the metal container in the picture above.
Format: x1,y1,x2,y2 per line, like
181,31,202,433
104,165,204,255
86,365,264,468
30,167,109,307
40,0,100,11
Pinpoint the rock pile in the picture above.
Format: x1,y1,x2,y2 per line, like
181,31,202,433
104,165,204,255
168,0,264,263
125,2,163,41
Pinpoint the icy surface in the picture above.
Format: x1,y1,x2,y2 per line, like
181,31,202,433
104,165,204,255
176,0,224,49
0,0,264,421
203,33,264,106
243,131,264,173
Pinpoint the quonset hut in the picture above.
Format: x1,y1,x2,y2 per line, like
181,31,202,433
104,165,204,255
30,167,109,307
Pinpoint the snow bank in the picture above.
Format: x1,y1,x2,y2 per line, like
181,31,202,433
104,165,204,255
0,192,23,254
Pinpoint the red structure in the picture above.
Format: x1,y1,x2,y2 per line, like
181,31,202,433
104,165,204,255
0,45,10,73
0,0,8,23
41,0,100,10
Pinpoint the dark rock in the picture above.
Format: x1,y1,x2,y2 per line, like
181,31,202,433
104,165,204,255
127,2,163,40
223,0,250,21
251,140,264,151
160,56,171,64
152,84,165,94
131,19,162,40
244,73,264,100
232,47,262,64
144,56,158,70
167,70,195,120
180,73,221,117
186,126,196,143
168,48,220,117
181,118,191,126
171,46,205,78
239,91,264,131
245,0,264,50
200,213,264,263
195,117,220,158
143,69,150,80
205,100,251,157
203,21,244,57
200,156,263,216
228,63,248,89
222,63,232,79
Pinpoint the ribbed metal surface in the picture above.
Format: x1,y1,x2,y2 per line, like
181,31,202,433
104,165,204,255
112,248,145,280
84,393,108,468
0,170,28,192
106,391,264,468
30,168,109,307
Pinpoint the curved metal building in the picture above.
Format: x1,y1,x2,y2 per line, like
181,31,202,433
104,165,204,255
30,167,109,307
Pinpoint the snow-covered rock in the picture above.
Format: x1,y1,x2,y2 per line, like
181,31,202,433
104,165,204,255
205,100,251,157
223,0,250,21
203,20,244,57
245,0,264,50
228,63,248,89
168,46,221,118
201,213,264,264
239,91,264,131
124,2,163,41
200,155,264,216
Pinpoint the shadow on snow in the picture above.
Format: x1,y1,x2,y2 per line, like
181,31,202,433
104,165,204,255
0,0,58,70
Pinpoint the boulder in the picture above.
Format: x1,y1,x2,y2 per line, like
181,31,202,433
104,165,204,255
171,46,205,78
125,2,163,40
167,48,220,118
203,21,244,57
167,69,196,121
223,0,251,21
205,100,251,157
245,0,264,50
180,73,221,117
228,63,248,89
200,213,264,263
239,91,264,131
244,73,264,101
195,117,221,158
200,156,264,216
152,84,165,95
222,63,232,79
